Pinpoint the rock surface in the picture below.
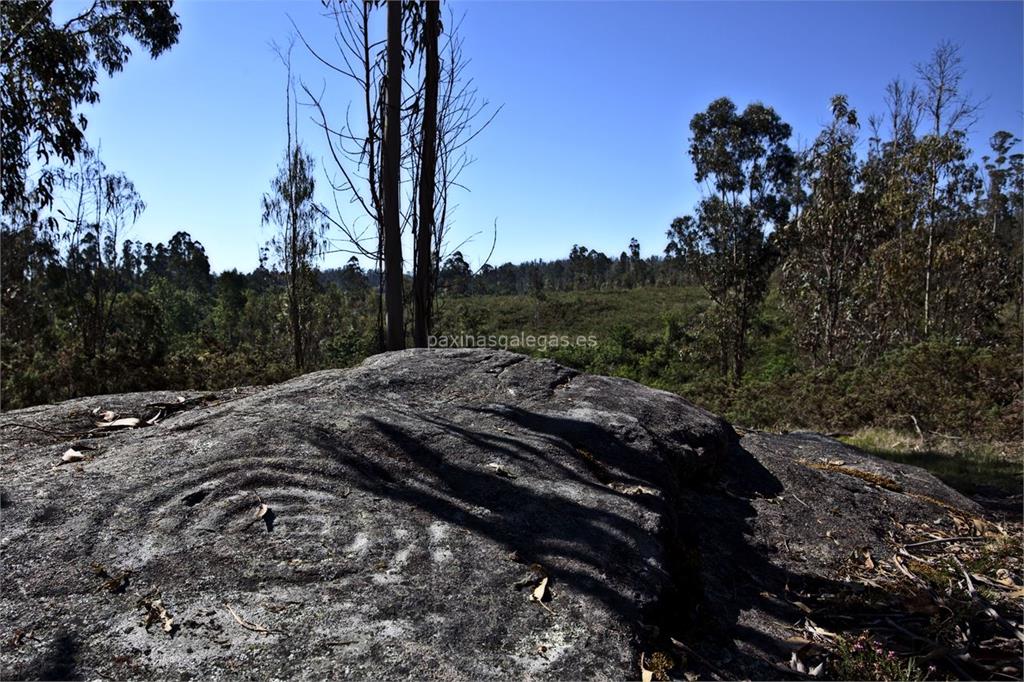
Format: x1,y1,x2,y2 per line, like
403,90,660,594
0,349,983,679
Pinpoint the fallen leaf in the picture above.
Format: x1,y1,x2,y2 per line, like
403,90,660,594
92,564,130,593
610,482,658,496
485,462,516,479
251,493,275,532
803,619,838,640
138,593,175,634
96,417,140,429
531,576,549,602
862,548,875,570
516,564,555,614
791,600,813,613
61,448,86,463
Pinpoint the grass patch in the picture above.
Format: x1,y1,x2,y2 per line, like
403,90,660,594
840,428,1022,496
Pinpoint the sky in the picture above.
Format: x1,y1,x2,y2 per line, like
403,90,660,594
71,0,1024,273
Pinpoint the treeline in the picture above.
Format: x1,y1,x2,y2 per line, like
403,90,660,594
436,239,682,295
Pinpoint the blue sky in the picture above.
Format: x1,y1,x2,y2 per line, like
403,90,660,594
75,0,1023,273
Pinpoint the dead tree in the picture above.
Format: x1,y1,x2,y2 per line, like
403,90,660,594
381,0,405,350
412,0,439,348
299,1,498,351
298,1,387,347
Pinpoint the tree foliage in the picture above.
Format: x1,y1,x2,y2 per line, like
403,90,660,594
671,97,795,382
1,0,180,214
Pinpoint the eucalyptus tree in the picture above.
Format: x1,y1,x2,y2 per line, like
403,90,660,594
412,0,441,347
674,97,795,382
915,41,982,335
55,149,145,362
380,0,405,350
262,143,327,371
262,44,327,370
299,0,496,351
780,95,865,364
1,0,180,215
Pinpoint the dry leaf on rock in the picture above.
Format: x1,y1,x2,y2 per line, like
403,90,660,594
138,593,175,634
531,576,549,603
96,417,140,429
485,462,516,479
61,448,86,463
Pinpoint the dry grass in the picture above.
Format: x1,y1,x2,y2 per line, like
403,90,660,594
840,428,1022,496
800,458,904,492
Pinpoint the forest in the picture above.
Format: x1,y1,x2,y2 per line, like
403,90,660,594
1,1,1021,471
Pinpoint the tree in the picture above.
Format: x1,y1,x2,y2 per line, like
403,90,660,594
983,131,1024,321
262,144,326,371
379,0,405,350
780,95,866,363
413,0,441,347
300,1,496,352
675,97,794,382
55,148,145,362
262,45,327,370
856,43,997,347
439,250,471,295
915,41,981,336
983,131,1023,243
1,0,180,215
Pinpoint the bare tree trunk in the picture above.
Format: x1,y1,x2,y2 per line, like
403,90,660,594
290,217,303,370
382,0,405,351
289,272,302,369
924,221,934,337
413,0,440,348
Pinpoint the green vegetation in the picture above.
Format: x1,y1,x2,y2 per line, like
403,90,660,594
435,286,1021,446
829,632,928,681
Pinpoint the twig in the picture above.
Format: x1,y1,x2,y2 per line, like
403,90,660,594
928,430,963,441
670,637,729,679
953,559,1024,643
909,415,925,442
223,603,277,634
904,536,988,549
0,422,91,437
